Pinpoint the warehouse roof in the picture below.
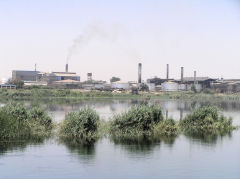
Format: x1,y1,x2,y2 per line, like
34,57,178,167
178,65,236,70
54,79,80,83
176,77,216,82
51,72,79,77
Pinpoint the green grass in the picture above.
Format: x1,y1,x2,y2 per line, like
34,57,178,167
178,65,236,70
3,88,240,102
0,101,237,144
0,103,53,140
179,106,236,135
109,105,164,136
0,89,136,100
109,105,236,139
59,108,100,141
153,118,179,137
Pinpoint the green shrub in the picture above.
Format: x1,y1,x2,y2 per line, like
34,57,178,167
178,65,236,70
154,118,179,136
27,107,53,135
28,107,52,127
0,103,53,139
179,106,235,134
59,108,100,139
110,105,164,134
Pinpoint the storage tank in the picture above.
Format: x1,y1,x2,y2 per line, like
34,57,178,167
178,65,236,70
146,83,156,92
161,81,179,92
111,81,130,90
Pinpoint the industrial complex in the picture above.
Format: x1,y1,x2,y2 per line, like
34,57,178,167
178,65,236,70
1,62,240,93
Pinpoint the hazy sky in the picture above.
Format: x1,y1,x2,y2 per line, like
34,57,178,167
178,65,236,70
1,0,240,81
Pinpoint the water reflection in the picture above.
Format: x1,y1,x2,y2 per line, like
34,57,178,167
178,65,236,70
183,130,233,145
0,137,47,155
110,134,177,156
59,138,97,163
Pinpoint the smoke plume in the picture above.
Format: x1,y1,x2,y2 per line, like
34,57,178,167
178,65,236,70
66,23,140,63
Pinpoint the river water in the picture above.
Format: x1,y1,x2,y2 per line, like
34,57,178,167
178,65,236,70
0,99,240,179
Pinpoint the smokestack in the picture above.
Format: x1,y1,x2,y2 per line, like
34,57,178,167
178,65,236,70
66,63,68,73
87,73,92,81
194,71,197,85
35,63,37,82
138,63,142,84
166,64,169,80
181,67,184,83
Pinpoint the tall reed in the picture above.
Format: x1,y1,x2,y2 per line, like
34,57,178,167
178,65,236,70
109,105,164,137
59,108,100,141
179,106,235,135
0,103,53,139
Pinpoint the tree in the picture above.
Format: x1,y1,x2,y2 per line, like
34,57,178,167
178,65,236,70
7,78,24,89
110,77,120,83
139,83,149,92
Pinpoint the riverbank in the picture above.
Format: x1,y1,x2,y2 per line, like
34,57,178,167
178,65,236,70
2,88,240,102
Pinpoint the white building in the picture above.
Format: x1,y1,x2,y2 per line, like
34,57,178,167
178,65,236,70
161,82,179,92
146,83,156,92
111,81,130,90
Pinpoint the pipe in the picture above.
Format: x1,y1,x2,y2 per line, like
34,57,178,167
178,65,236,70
194,71,197,85
138,63,142,84
166,64,169,80
66,64,68,73
181,67,184,83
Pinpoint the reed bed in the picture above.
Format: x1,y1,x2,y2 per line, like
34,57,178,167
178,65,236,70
153,118,179,136
0,102,237,143
59,108,100,141
109,105,164,135
179,106,236,135
109,105,236,139
0,103,53,139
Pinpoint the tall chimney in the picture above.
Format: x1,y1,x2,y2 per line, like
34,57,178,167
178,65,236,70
138,63,142,84
34,63,37,82
65,64,68,73
194,71,197,85
166,64,169,80
87,73,92,81
181,67,184,83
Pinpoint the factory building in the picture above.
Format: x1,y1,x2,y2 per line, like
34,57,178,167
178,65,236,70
147,65,174,86
211,79,240,93
82,81,107,90
0,84,16,89
146,83,156,91
147,77,173,86
111,81,130,90
0,77,16,89
50,79,81,88
12,70,40,82
48,72,80,83
12,70,47,84
160,77,216,92
162,81,179,92
175,77,216,89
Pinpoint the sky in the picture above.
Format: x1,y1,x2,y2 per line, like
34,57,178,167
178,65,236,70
0,0,240,82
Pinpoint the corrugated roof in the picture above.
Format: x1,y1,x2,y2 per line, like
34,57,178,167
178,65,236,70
51,72,79,77
176,77,215,82
54,79,80,83
112,81,128,84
